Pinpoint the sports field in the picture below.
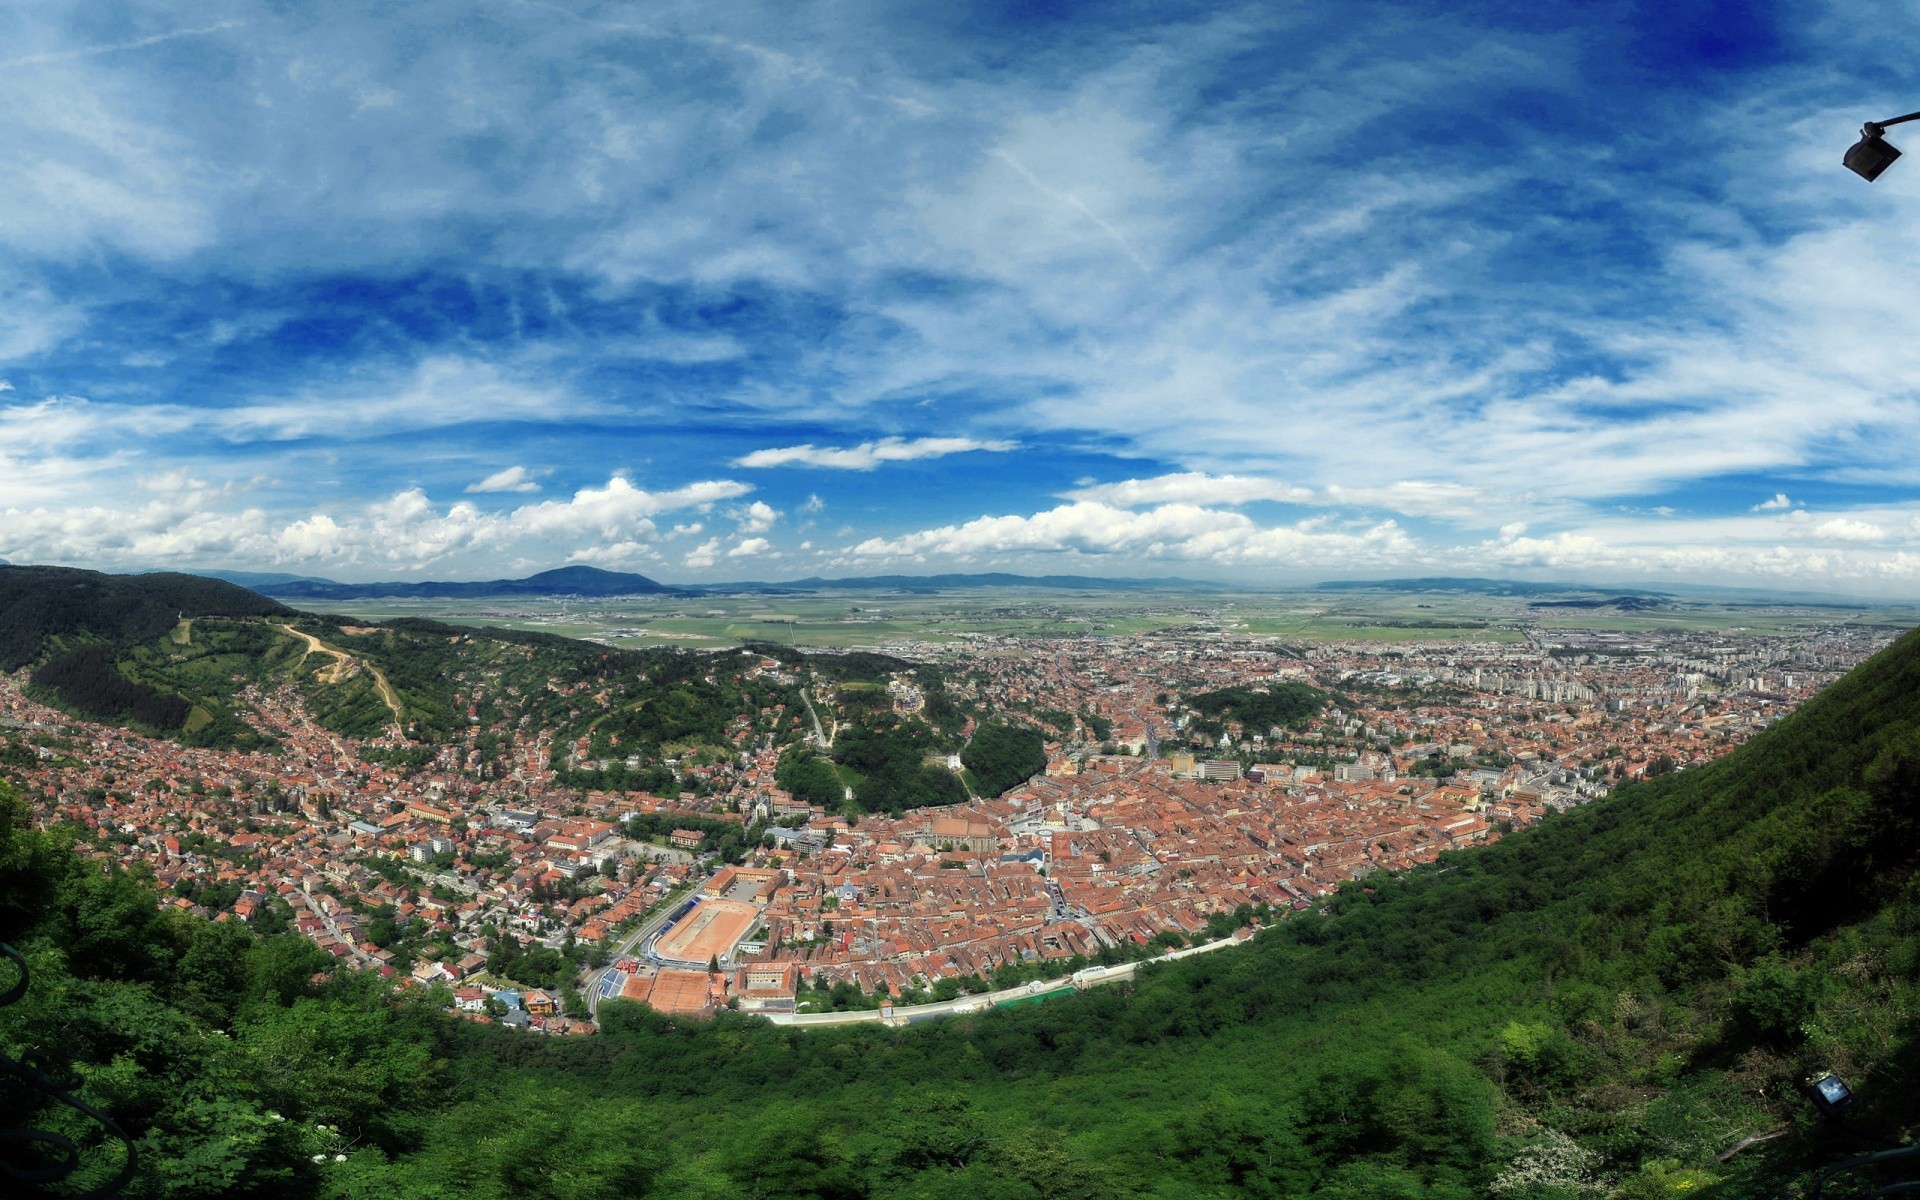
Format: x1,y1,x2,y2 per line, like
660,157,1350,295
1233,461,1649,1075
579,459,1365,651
655,898,759,965
647,968,718,1014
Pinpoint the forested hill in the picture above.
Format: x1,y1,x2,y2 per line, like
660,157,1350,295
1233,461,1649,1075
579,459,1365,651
4,631,1920,1194
247,564,675,601
0,565,292,670
0,567,807,758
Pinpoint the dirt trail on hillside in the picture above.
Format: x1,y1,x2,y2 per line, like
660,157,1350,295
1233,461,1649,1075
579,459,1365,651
278,624,404,723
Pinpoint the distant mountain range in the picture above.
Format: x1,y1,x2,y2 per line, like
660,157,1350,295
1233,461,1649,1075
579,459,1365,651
1315,576,1671,597
222,565,678,600
712,572,1226,593
209,567,1226,599
1316,575,1876,606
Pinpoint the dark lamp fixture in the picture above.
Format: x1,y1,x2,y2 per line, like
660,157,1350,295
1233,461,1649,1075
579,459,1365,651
1806,1072,1856,1118
1846,111,1920,181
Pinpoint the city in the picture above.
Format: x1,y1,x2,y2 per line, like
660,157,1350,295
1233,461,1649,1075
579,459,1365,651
4,612,1891,1033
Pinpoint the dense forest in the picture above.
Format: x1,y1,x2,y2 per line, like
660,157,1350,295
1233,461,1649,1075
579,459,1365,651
29,644,193,732
8,625,1920,1196
2,568,297,748
961,721,1049,797
1182,681,1327,739
830,714,969,816
0,567,292,671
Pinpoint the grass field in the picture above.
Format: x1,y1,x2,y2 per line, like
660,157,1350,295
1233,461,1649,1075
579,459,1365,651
290,586,1920,652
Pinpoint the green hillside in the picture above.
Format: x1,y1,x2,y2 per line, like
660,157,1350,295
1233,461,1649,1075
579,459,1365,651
0,568,803,761
5,625,1920,1196
0,566,294,670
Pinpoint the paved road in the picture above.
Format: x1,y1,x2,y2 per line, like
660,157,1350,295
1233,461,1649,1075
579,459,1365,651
762,932,1247,1029
798,686,830,747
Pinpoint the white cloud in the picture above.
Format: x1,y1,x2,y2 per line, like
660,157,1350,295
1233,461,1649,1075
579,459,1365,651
728,537,771,557
1062,472,1507,525
0,473,750,574
466,465,540,494
1063,473,1507,524
733,500,779,533
1812,517,1885,543
564,541,660,567
852,501,1414,565
683,537,722,569
490,477,747,548
802,493,825,514
274,513,344,559
1067,472,1313,508
0,359,581,455
734,436,1017,470
224,358,578,442
8,3,1920,589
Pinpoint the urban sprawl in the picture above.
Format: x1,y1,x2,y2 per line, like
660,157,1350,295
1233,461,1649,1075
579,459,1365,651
5,622,1888,1035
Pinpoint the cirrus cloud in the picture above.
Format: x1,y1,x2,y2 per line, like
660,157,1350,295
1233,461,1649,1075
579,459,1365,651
734,436,1018,470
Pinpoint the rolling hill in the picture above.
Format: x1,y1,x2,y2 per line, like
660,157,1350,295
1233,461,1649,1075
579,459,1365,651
0,565,294,671
229,567,1225,598
0,566,794,752
1315,576,1672,598
249,564,678,600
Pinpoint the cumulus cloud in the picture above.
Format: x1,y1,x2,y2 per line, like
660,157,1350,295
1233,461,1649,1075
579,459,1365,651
1813,517,1885,543
0,474,750,573
683,537,722,569
502,477,748,543
728,537,771,557
733,500,779,533
1467,507,1920,583
275,513,344,559
734,436,1017,470
1753,493,1793,511
852,501,1413,565
467,465,541,493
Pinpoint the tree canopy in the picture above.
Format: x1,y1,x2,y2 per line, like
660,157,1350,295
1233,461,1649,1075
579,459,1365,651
961,722,1048,798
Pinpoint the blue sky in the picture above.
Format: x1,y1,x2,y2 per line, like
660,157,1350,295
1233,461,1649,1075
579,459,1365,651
5,0,1920,591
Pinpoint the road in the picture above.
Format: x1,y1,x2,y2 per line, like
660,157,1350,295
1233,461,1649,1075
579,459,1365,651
798,686,830,747
584,881,701,1015
278,624,404,723
762,932,1247,1029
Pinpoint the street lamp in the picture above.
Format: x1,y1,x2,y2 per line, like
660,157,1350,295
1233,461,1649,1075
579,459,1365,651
1845,110,1920,181
1805,1071,1856,1118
